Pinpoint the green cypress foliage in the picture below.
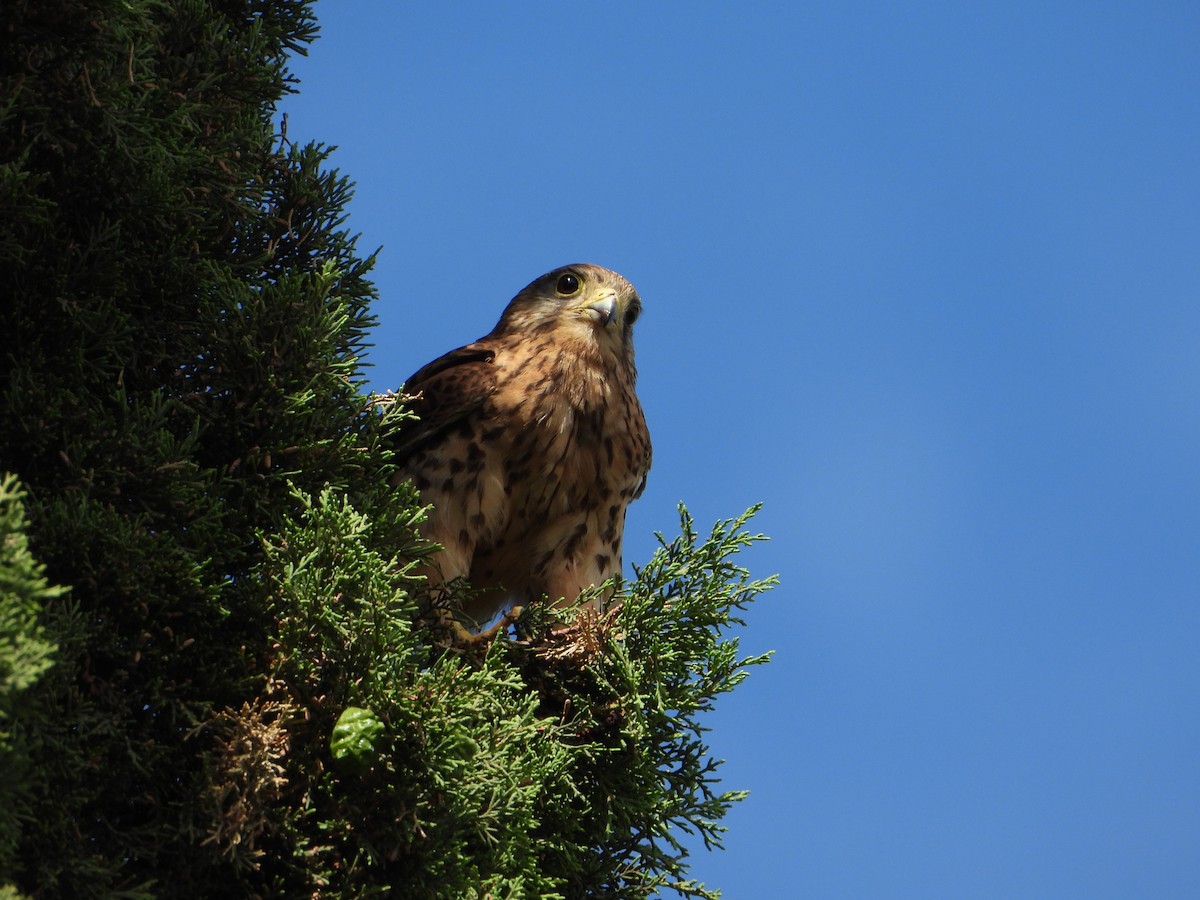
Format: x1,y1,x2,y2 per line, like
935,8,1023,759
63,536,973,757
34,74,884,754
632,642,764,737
0,475,60,874
0,2,774,896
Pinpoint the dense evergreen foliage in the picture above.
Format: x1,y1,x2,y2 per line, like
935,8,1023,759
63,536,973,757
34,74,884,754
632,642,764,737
0,2,773,896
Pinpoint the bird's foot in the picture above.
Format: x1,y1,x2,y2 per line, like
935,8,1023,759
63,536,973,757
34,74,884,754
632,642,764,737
444,605,525,649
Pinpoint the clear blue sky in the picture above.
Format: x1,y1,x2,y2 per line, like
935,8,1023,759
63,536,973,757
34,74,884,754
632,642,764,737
283,3,1199,896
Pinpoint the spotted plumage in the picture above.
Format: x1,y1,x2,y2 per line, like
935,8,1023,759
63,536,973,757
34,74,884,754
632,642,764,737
392,264,651,630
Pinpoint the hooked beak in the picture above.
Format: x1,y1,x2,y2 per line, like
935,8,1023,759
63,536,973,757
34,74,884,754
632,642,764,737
585,292,618,326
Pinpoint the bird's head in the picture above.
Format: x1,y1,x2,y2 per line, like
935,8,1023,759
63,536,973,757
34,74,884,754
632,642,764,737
494,263,642,367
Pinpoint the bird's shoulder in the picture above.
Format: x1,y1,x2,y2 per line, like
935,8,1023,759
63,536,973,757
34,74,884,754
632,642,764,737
391,341,499,460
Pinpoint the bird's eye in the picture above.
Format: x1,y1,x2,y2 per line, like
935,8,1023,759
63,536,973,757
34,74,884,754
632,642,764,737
556,273,581,296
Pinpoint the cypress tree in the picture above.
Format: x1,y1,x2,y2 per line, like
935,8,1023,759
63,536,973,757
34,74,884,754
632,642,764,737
0,2,773,896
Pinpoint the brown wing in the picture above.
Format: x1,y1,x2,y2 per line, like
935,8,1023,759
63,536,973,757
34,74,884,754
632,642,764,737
389,343,496,462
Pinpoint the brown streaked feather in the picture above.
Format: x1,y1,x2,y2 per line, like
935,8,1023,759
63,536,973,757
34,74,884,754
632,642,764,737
391,344,496,460
391,264,651,634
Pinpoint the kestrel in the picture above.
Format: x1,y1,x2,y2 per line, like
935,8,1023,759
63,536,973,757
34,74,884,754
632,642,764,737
391,264,652,634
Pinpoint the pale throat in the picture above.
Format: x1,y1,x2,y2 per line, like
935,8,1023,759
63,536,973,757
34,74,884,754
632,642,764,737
553,331,634,411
